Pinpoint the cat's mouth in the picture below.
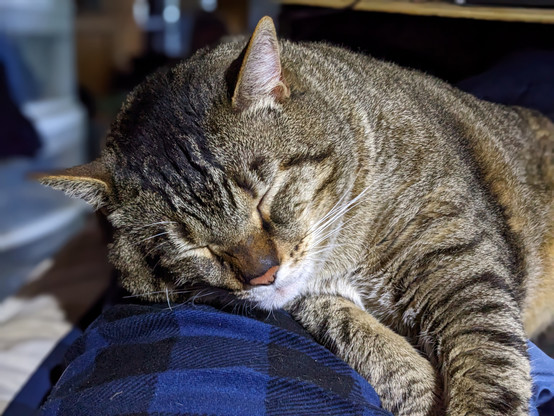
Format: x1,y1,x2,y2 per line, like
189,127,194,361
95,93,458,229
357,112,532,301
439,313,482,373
244,262,311,310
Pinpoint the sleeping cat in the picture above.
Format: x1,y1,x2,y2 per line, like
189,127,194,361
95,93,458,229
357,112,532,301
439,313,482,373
38,16,553,416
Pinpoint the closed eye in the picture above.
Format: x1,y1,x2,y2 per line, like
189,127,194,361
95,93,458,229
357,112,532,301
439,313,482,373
257,190,273,226
256,174,285,222
168,228,209,257
182,245,208,255
235,177,258,199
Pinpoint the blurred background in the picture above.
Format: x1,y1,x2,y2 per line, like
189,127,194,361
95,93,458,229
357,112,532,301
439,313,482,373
0,0,553,414
0,0,281,302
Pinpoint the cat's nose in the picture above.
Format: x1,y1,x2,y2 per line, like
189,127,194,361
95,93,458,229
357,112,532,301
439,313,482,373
226,232,280,286
249,265,279,286
241,253,280,286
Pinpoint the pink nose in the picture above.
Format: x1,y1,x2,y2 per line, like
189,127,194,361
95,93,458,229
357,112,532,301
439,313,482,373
249,265,279,286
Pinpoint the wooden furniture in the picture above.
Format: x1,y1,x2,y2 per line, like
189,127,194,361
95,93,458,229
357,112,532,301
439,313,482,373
281,0,554,24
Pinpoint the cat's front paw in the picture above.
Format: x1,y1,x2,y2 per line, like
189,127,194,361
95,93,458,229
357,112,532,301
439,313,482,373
287,295,442,416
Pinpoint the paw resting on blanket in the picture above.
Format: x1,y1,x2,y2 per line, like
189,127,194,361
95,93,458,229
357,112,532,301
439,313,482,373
287,295,443,416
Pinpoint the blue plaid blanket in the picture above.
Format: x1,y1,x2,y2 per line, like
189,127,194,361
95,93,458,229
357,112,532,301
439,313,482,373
40,303,391,416
39,302,554,416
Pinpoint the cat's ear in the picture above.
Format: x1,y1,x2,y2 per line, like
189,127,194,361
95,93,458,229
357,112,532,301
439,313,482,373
33,159,111,209
231,16,289,111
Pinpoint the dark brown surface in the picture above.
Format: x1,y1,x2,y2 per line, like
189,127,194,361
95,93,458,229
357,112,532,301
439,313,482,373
17,214,113,325
536,322,554,357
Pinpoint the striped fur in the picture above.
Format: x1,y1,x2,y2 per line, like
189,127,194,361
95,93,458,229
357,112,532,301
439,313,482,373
39,18,553,416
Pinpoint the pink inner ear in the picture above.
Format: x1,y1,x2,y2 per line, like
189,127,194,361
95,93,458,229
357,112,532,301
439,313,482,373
246,32,282,95
232,17,289,110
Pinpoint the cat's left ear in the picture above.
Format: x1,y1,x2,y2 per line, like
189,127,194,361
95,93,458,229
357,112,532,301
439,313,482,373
231,16,289,111
33,159,112,209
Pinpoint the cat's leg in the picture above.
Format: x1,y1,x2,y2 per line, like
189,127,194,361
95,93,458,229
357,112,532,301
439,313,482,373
417,278,532,416
288,295,442,416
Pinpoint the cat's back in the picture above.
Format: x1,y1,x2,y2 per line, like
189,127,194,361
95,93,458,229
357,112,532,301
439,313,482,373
279,41,553,334
280,40,553,219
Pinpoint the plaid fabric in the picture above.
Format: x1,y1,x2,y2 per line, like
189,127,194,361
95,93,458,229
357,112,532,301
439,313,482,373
40,302,391,416
529,342,554,416
37,300,554,416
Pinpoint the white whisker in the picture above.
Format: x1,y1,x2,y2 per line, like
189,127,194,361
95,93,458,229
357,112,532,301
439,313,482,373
141,241,169,260
311,227,341,247
312,187,369,235
306,245,341,258
311,197,353,233
190,289,208,305
306,184,371,248
139,231,170,242
123,289,169,299
223,297,237,310
165,287,173,311
170,288,198,295
189,289,216,305
306,191,349,234
124,287,197,300
136,221,177,229
312,184,367,230
312,216,356,247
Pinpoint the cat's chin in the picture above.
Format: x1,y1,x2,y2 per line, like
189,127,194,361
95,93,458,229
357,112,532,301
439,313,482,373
246,263,311,310
247,281,302,310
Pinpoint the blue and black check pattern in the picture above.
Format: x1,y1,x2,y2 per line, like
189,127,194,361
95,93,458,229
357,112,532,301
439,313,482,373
40,303,392,416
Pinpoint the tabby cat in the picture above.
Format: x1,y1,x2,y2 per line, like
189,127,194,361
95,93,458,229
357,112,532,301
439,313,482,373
39,17,554,416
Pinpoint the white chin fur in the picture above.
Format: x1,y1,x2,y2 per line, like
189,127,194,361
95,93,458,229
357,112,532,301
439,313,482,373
244,259,366,312
246,262,310,310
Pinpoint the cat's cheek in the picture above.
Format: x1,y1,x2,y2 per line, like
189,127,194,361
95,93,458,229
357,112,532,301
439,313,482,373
213,266,243,291
182,257,242,291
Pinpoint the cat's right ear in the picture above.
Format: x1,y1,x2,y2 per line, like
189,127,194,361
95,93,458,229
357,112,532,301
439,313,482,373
230,16,289,111
32,159,111,210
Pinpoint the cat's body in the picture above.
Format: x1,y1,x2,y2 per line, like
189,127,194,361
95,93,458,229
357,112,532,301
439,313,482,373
40,18,553,416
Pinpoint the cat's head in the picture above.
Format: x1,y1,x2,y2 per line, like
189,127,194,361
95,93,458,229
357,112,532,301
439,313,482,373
38,17,358,309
